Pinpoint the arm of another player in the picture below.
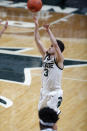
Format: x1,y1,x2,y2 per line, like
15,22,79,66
43,24,64,63
0,21,8,37
33,17,46,57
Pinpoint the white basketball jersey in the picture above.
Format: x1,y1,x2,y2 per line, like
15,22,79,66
41,129,56,131
38,53,63,113
42,53,63,92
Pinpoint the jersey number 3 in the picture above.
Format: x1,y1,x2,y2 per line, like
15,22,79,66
57,97,62,108
44,69,48,76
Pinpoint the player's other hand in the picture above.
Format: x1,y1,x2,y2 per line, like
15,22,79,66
43,24,50,31
33,16,39,27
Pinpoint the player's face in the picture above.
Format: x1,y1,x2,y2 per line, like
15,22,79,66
48,45,55,55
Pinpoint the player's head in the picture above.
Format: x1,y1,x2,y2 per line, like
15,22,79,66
47,39,65,55
56,39,65,52
38,107,59,130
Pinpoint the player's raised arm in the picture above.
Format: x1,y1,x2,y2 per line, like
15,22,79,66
43,24,64,63
33,17,46,57
0,21,8,37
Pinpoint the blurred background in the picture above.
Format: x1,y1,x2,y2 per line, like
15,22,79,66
12,0,87,8
0,0,87,15
0,0,87,131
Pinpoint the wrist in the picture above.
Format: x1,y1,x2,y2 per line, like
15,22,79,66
47,28,50,34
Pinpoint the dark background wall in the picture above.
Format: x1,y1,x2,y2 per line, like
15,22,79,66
13,0,87,8
65,0,87,8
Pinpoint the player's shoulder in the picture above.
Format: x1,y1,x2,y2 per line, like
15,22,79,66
54,58,64,70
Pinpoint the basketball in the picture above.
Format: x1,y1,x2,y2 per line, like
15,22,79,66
27,0,42,12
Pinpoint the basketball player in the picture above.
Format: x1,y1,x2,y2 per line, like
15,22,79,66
39,107,59,131
0,20,8,37
34,17,65,115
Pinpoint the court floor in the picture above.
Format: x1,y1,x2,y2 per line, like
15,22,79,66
0,6,87,131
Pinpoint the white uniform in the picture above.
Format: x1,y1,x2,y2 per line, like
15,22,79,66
41,129,56,131
38,53,63,114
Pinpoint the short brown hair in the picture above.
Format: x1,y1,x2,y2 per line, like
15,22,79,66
56,39,65,52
